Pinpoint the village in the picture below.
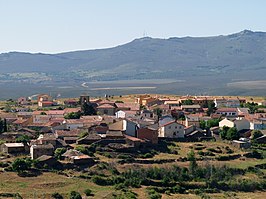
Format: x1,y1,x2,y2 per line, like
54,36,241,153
0,93,266,198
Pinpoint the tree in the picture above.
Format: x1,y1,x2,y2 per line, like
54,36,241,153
206,118,220,128
200,120,206,129
54,148,67,160
153,108,162,119
182,99,194,105
207,102,216,116
16,135,30,144
187,150,197,175
220,126,230,139
81,102,96,115
70,191,82,199
64,112,81,119
12,158,32,173
226,127,239,140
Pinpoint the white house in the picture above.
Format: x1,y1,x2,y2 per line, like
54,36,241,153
115,110,136,119
158,121,185,138
219,117,250,131
63,119,84,130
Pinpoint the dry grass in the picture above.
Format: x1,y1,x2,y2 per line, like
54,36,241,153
0,171,114,199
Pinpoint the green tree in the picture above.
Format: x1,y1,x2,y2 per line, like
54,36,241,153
82,103,96,115
182,99,194,105
64,112,81,119
206,118,220,128
187,150,197,175
54,148,67,160
16,135,30,144
153,108,162,119
12,158,32,173
207,102,216,116
70,191,82,199
200,120,206,129
220,126,230,139
226,127,239,140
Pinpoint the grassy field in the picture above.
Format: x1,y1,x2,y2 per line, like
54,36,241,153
0,171,265,199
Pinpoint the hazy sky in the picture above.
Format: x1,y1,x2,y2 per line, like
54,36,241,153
1,0,266,53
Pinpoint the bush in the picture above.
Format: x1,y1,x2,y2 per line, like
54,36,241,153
84,188,93,196
51,192,63,199
146,188,162,199
92,175,113,186
70,191,82,199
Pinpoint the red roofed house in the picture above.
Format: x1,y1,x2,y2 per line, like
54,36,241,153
97,103,117,115
38,94,53,107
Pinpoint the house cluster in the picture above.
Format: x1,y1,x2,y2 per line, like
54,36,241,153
1,94,265,164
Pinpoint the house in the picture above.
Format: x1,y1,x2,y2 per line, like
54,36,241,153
137,127,158,144
216,108,238,117
250,118,266,130
214,98,242,108
181,105,202,113
219,118,250,131
36,155,60,168
125,135,145,148
62,149,95,165
97,104,117,115
164,100,180,108
0,143,25,154
63,119,84,130
77,133,101,144
64,99,78,106
115,110,136,118
17,97,30,105
55,129,82,144
109,119,138,137
185,116,200,128
158,121,185,138
30,144,54,159
140,109,154,119
38,94,53,107
12,118,30,128
36,134,57,146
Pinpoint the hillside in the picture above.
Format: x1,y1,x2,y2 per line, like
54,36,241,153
0,30,266,98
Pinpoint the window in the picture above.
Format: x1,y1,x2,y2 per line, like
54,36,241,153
169,126,171,129
104,110,108,114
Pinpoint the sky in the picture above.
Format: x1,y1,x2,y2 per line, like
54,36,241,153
0,0,266,54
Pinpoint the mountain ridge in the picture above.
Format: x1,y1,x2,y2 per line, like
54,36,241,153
0,30,265,97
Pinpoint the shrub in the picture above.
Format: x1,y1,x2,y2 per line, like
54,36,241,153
70,191,82,199
84,188,93,196
51,192,63,199
92,175,113,186
146,188,162,199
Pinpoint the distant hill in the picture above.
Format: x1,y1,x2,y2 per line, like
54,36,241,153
0,30,266,98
